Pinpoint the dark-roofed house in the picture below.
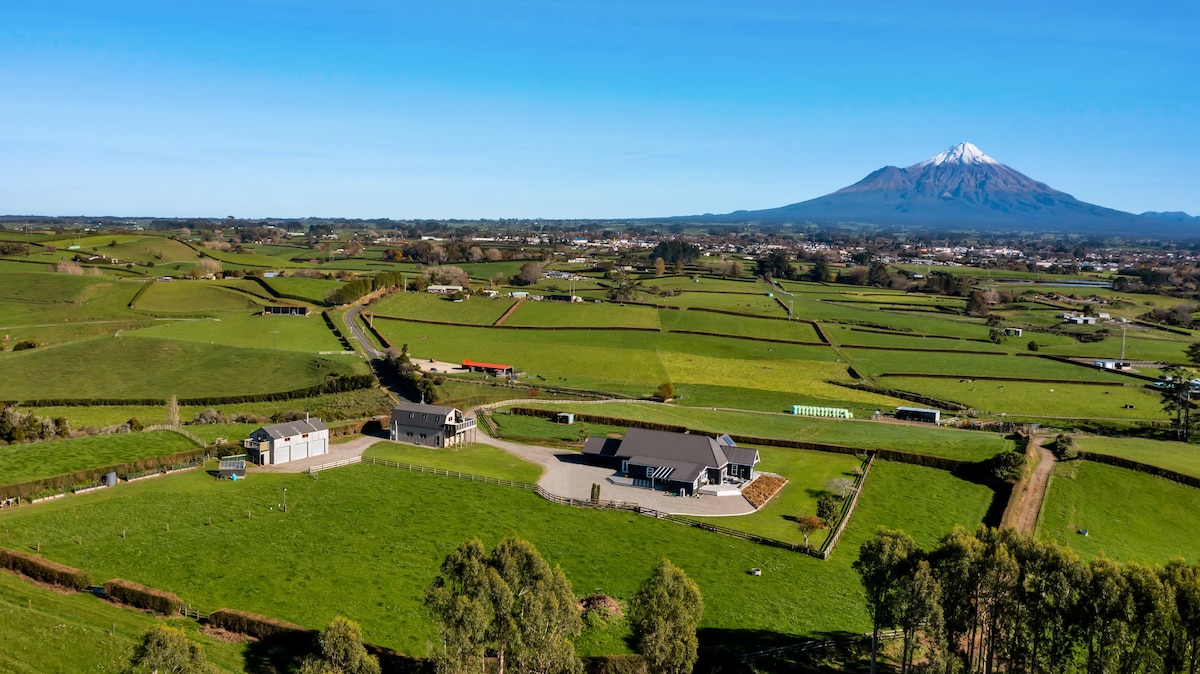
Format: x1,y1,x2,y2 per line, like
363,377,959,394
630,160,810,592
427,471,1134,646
581,427,760,496
243,418,329,466
389,402,477,448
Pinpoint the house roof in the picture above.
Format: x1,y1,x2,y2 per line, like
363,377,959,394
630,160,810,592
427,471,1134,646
626,455,707,483
724,445,760,466
619,428,728,469
255,418,327,439
391,402,461,430
582,437,623,458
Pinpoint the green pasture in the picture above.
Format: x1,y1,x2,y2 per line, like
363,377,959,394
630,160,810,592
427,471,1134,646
212,278,277,300
660,352,893,406
363,441,543,482
836,459,996,552
0,320,154,349
0,571,247,673
0,431,199,486
670,384,904,416
1074,435,1200,479
651,291,785,316
261,276,343,304
825,324,1004,352
25,388,395,431
0,457,997,656
133,282,264,313
490,412,628,445
0,336,366,401
505,300,662,329
639,276,761,293
695,447,863,548
432,379,553,411
1038,460,1200,563
842,348,1128,381
105,237,204,265
375,323,669,396
657,309,824,342
880,377,1163,420
372,292,515,325
195,246,304,268
127,312,345,352
503,402,1016,460
1032,332,1189,363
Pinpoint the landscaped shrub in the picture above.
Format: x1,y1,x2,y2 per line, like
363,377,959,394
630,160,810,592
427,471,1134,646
207,608,316,639
103,578,184,615
0,548,91,590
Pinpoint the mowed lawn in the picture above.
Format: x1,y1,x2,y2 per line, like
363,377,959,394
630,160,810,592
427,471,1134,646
659,352,894,407
127,312,344,352
372,292,515,325
881,377,1164,421
1038,461,1200,564
0,336,366,400
504,300,662,329
0,571,248,673
0,431,199,485
1074,435,1200,479
133,282,264,313
363,441,543,482
505,402,1016,461
694,447,862,548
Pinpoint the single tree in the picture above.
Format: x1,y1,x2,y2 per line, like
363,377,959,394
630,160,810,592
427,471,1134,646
654,257,666,277
654,382,676,401
853,527,918,674
1159,365,1197,441
298,616,380,674
630,559,704,674
827,477,856,500
796,515,826,550
129,624,208,674
896,560,944,674
425,539,501,674
514,263,544,286
816,494,840,528
166,394,180,427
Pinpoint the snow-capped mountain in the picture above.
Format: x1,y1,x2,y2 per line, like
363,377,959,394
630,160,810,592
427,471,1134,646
698,142,1156,233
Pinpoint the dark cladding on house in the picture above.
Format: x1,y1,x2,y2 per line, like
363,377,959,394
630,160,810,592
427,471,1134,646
388,402,478,448
581,428,759,497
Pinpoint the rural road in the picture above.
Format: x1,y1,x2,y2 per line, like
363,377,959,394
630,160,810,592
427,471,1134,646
1005,436,1057,534
344,304,384,359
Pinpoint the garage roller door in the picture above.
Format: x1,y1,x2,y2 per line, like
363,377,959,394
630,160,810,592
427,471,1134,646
292,441,310,461
274,444,291,464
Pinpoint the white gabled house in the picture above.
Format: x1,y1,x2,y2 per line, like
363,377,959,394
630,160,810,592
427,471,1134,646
244,418,330,465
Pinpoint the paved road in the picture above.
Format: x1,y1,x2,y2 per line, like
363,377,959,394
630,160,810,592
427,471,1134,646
344,305,384,358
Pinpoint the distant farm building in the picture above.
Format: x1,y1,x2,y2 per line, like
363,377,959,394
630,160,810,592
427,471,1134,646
582,428,760,497
895,407,941,424
545,294,583,303
462,360,514,377
1094,360,1132,370
1002,327,1023,337
791,405,853,419
556,412,575,424
243,418,329,465
389,402,477,447
1063,314,1098,325
262,305,311,316
426,285,464,295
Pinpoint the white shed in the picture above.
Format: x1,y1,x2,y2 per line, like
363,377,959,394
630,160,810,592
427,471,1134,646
244,418,330,466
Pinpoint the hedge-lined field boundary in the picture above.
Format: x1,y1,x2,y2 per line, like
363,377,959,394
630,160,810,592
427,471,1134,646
3,373,376,408
0,548,91,590
104,578,184,615
875,373,1127,387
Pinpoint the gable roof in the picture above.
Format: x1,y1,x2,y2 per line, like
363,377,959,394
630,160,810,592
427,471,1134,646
618,428,729,469
256,418,327,439
391,402,460,430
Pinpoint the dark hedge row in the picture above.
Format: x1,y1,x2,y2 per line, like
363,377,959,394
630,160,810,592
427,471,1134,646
830,381,970,411
666,330,826,347
103,578,183,615
0,548,91,590
207,607,317,639
6,373,375,408
127,279,155,308
1076,451,1200,489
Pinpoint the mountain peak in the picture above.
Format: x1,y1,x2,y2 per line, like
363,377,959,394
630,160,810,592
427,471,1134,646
913,142,998,168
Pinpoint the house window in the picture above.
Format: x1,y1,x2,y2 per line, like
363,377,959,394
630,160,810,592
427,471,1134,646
647,466,654,478
284,437,290,442
420,433,427,439
406,432,413,438
302,433,309,438
422,414,427,420
408,412,415,419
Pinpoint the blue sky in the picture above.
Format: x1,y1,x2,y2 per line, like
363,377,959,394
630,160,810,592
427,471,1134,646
1,1,1196,219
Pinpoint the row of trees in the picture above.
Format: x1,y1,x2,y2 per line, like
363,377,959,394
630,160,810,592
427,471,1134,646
854,525,1200,674
426,536,703,674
